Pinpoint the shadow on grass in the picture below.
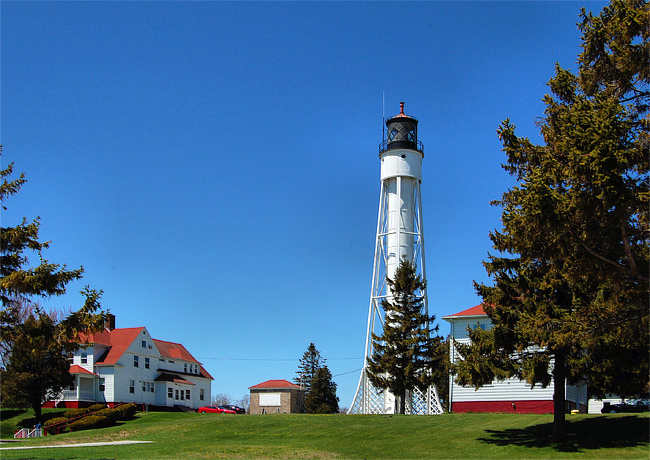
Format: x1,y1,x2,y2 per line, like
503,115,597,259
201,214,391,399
0,410,71,430
479,415,649,453
0,409,27,420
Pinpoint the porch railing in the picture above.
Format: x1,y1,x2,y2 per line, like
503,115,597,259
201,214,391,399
60,390,94,400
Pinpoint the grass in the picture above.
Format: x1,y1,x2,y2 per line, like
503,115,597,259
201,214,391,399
1,410,648,459
0,408,68,437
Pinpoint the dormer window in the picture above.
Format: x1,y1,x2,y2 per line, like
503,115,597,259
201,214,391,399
81,352,87,364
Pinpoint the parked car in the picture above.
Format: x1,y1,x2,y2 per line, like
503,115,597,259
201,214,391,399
601,399,650,413
221,404,246,414
197,405,237,414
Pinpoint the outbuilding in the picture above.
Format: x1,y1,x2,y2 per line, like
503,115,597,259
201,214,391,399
443,304,588,414
248,379,305,414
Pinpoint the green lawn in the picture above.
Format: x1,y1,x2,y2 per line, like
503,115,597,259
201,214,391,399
1,410,648,459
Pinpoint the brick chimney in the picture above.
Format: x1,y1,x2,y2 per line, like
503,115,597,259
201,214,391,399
106,314,116,331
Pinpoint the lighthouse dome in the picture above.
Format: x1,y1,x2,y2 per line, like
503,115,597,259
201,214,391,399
380,102,423,154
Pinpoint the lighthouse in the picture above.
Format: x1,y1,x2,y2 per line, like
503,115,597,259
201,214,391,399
348,102,443,415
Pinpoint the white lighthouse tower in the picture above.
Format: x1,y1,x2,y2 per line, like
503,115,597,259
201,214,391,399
348,102,443,415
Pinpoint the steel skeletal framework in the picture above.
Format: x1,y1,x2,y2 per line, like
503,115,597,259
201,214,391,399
348,103,443,415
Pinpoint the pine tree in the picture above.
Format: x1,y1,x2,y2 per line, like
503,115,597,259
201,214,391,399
453,0,648,442
294,342,325,394
0,153,108,422
304,365,339,414
366,259,446,415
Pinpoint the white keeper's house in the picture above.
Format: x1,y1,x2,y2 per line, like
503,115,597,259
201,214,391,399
44,316,212,411
443,304,588,414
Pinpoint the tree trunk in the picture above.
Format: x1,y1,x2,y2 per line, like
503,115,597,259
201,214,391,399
32,400,43,425
552,351,567,442
399,390,406,414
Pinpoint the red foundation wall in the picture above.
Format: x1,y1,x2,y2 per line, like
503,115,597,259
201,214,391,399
452,400,554,414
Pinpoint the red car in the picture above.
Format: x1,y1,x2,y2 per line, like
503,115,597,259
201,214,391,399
197,405,237,414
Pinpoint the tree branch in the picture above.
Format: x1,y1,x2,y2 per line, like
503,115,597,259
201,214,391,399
580,241,649,283
619,223,637,273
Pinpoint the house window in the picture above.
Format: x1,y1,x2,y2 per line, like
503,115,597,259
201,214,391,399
142,340,146,348
81,352,87,364
168,388,173,399
99,378,105,392
145,357,150,369
186,390,190,400
168,360,174,364
143,382,154,392
200,389,204,401
129,380,135,394
134,355,139,367
184,364,187,373
175,389,179,400
159,358,164,362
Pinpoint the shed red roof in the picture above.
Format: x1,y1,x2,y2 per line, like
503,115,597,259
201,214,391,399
69,364,97,376
249,379,301,390
442,304,487,320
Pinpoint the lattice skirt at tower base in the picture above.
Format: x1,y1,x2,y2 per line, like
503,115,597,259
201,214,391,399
348,370,444,415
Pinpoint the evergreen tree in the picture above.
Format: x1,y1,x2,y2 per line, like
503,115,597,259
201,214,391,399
0,153,108,422
294,342,325,394
453,0,648,442
367,259,446,415
304,365,339,414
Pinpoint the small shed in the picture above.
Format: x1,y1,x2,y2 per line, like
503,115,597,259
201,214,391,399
249,379,305,414
443,304,588,414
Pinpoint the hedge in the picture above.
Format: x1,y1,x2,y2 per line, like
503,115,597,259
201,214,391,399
94,408,120,423
113,403,137,420
69,415,111,431
63,408,90,419
44,417,69,435
88,403,108,412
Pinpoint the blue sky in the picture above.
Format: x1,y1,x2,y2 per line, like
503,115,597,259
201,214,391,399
2,1,606,408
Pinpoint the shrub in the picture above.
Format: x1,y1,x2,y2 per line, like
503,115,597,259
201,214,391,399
63,408,90,419
113,403,137,420
69,415,111,432
43,417,69,435
94,408,120,424
87,403,107,412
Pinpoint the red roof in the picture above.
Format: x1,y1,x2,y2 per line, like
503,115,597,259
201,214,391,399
199,367,214,380
77,327,213,379
153,339,199,364
442,304,487,320
155,373,195,386
69,365,97,376
249,379,301,390
84,328,145,365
